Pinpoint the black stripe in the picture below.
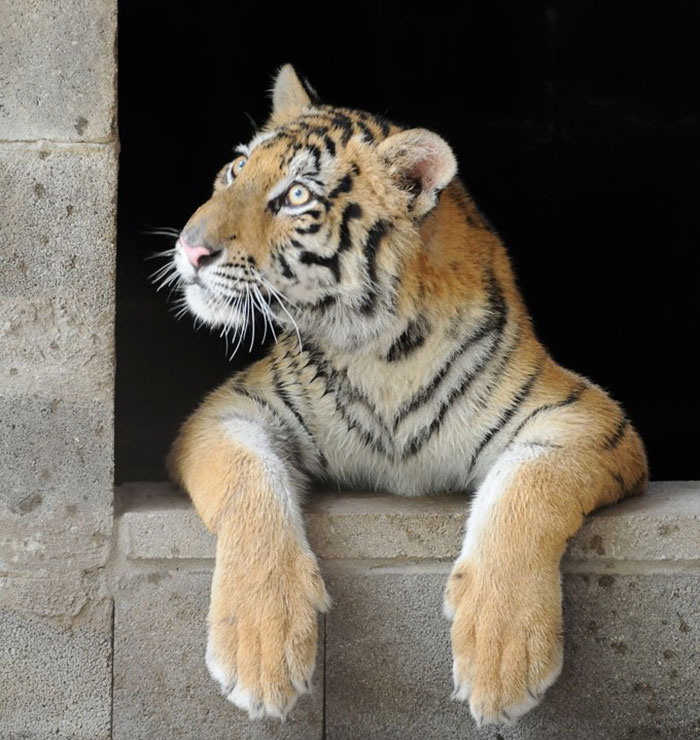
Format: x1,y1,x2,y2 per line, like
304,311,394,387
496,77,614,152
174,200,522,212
295,223,322,235
504,381,588,450
296,202,363,283
357,220,390,315
626,470,647,496
278,342,332,473
603,416,629,450
374,115,391,138
356,109,391,139
331,390,393,456
398,316,514,459
309,294,337,312
386,317,428,362
470,327,523,413
609,469,625,490
393,270,507,428
328,172,354,200
270,361,313,443
307,126,336,159
356,119,375,143
338,409,392,455
299,249,341,282
233,387,324,472
323,134,336,157
277,254,296,280
302,341,393,455
338,202,363,251
332,114,355,145
315,195,331,211
466,362,545,472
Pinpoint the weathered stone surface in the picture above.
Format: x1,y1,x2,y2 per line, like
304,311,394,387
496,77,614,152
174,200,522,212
0,142,117,401
116,481,700,564
0,3,117,734
113,568,324,740
0,140,116,569
0,605,112,740
0,396,112,570
0,1,116,141
116,482,211,561
323,564,464,740
566,480,700,564
116,484,468,562
307,491,467,560
323,564,700,740
0,139,115,736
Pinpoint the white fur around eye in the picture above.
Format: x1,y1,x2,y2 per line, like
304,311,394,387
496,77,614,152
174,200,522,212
226,155,247,185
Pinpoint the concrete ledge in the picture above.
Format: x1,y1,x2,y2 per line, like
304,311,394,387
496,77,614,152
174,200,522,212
113,482,700,739
116,481,700,566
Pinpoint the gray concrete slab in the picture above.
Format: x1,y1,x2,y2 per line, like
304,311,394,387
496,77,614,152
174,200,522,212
0,1,116,141
0,605,112,740
566,480,700,564
323,564,700,740
0,142,117,402
116,481,700,564
113,568,324,740
0,95,116,740
0,396,112,530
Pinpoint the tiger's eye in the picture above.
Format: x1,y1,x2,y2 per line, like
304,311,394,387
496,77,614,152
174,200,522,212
286,183,311,207
226,155,247,184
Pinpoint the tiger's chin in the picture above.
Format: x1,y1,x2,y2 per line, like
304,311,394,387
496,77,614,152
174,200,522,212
183,282,247,332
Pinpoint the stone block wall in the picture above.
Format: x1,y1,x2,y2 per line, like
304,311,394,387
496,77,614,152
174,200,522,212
0,2,117,738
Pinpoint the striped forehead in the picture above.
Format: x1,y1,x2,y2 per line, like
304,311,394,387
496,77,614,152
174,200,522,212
241,133,331,184
246,131,334,184
245,107,392,158
233,108,395,194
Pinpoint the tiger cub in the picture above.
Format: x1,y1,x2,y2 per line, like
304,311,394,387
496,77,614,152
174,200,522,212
166,64,647,726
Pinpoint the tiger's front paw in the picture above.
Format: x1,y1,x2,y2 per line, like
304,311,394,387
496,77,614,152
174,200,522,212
444,557,564,726
206,548,330,720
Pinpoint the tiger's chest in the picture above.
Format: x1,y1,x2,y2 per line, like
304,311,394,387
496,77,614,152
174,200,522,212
295,338,512,494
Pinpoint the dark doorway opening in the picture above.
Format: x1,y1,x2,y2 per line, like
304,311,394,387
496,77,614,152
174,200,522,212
117,1,700,483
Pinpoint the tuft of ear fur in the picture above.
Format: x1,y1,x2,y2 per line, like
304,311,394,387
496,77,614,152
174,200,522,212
268,64,319,127
377,129,458,219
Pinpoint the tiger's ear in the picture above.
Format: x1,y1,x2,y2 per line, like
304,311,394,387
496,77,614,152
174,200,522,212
377,129,457,219
268,64,320,127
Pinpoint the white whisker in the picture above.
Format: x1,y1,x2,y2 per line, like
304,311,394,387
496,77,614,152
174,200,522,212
265,290,302,351
142,225,181,237
248,283,256,352
145,247,177,261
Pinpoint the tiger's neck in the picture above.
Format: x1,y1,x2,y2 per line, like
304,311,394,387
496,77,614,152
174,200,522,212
292,179,530,362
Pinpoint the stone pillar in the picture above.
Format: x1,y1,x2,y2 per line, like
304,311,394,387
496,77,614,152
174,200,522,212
0,2,117,738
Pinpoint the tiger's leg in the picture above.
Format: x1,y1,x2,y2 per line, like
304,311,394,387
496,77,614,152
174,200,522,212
444,405,647,726
168,391,329,719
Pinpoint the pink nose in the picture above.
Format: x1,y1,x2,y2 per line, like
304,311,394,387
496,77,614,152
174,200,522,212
179,236,213,268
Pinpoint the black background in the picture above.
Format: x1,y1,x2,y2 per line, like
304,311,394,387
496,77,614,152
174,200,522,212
117,1,700,483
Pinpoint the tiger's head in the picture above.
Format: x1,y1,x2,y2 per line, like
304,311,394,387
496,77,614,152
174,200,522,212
169,64,458,351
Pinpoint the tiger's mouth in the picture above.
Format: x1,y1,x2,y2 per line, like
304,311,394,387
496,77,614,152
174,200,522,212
180,272,301,356
152,244,301,355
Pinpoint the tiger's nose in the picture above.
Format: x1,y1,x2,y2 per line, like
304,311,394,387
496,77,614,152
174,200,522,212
178,234,222,269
